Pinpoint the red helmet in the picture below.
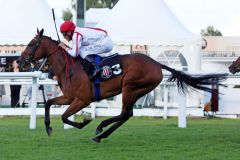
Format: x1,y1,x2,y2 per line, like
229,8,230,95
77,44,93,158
60,21,76,33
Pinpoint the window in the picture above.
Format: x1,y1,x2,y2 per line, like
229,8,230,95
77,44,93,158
130,45,148,55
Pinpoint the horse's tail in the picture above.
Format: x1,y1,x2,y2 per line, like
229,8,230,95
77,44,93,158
160,64,228,94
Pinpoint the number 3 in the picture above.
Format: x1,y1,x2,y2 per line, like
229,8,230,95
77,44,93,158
112,64,122,75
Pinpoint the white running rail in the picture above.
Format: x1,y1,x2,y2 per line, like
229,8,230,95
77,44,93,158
0,71,57,129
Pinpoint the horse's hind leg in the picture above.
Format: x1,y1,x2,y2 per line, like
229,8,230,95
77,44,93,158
95,112,130,135
93,92,136,142
93,111,133,143
62,98,92,129
44,96,71,136
95,90,137,135
93,75,160,142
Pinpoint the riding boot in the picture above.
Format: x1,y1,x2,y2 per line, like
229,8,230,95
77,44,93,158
89,63,101,80
85,55,101,80
85,55,94,63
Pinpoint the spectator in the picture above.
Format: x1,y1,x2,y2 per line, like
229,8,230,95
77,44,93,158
0,66,6,104
10,60,21,108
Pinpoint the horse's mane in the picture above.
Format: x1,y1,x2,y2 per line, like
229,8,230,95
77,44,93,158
43,35,59,45
41,35,88,71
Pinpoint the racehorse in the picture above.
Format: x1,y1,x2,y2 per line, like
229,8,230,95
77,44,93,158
229,57,240,74
18,29,227,143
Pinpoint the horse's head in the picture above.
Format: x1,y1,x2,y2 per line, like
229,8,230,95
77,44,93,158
18,29,47,69
229,57,240,74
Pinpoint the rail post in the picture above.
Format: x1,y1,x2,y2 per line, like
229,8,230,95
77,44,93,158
178,94,186,128
30,76,38,129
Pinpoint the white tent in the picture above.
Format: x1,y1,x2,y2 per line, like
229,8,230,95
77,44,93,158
85,8,110,27
0,0,63,45
97,0,202,108
97,0,202,72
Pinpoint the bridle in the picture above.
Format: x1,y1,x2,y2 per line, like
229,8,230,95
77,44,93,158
24,36,43,64
23,35,74,78
23,36,60,67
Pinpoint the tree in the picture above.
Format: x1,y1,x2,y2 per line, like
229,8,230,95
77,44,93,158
68,0,119,9
62,8,73,21
63,0,119,20
200,26,222,36
82,0,119,10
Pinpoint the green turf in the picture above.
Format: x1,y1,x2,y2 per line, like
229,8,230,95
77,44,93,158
0,116,240,160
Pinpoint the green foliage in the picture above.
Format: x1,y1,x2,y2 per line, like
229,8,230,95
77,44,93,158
63,0,119,20
201,26,222,36
0,116,240,160
63,0,119,19
86,0,119,9
62,8,73,21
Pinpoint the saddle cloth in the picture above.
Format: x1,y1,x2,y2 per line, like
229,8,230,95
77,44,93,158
83,53,123,81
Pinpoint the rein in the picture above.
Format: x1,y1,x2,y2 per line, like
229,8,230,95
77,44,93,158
25,36,75,78
48,46,75,78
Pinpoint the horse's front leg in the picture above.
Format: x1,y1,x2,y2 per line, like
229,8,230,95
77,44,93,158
61,98,92,129
45,95,72,136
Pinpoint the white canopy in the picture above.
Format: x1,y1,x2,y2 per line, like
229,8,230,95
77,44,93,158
97,0,202,72
0,0,63,45
96,0,202,109
85,8,110,27
97,0,198,45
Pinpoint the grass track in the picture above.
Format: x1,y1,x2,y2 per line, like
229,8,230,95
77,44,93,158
0,116,240,160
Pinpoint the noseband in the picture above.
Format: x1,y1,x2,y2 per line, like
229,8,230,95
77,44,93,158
23,36,72,77
25,37,42,64
24,37,60,65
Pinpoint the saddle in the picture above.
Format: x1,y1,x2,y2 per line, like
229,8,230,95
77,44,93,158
82,53,123,81
81,53,123,101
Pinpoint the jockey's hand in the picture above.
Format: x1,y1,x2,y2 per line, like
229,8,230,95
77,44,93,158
58,42,69,51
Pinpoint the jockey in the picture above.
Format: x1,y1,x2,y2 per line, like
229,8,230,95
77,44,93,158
58,20,113,79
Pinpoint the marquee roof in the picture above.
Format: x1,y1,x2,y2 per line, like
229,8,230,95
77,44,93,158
0,0,63,45
85,8,110,25
97,0,198,45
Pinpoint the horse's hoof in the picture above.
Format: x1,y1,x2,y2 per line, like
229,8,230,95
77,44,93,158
95,127,103,135
46,126,52,136
83,117,92,124
92,137,101,143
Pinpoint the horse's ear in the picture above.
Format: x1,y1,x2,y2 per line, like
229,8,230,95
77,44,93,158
39,29,44,37
37,28,39,33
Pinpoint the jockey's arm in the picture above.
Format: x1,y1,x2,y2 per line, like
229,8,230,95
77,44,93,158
66,33,83,57
58,42,76,57
65,47,77,57
58,33,82,58
58,42,69,51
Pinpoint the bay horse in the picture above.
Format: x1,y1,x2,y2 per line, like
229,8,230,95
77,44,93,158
229,57,240,74
18,29,227,143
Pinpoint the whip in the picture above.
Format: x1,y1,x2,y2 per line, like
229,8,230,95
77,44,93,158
52,8,60,42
